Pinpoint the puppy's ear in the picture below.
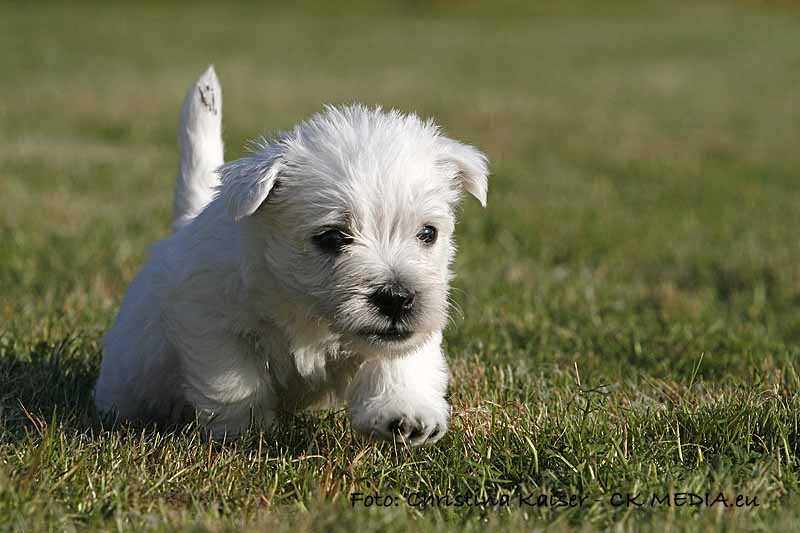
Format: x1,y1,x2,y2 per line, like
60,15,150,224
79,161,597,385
438,137,489,207
216,149,283,220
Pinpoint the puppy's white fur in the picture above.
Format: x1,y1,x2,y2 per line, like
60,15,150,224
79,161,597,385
95,66,489,446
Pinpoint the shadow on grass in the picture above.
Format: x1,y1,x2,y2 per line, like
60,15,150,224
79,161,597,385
0,334,100,436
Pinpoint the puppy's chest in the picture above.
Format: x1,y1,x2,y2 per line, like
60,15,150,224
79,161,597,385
246,327,356,392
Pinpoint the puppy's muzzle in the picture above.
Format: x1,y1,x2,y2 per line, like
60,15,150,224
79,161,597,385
369,284,416,322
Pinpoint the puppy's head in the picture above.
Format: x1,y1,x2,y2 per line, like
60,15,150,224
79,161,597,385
218,105,488,357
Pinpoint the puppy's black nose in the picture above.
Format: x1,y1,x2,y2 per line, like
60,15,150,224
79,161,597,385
370,285,416,321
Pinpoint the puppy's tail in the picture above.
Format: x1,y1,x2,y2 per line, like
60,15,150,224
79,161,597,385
173,65,224,231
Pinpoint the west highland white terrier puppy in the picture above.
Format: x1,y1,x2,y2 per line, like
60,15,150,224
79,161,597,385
94,66,489,446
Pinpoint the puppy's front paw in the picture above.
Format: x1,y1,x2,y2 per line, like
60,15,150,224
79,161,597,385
386,414,446,445
350,397,449,447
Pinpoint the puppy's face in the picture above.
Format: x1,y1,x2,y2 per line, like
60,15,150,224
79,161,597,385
219,106,488,356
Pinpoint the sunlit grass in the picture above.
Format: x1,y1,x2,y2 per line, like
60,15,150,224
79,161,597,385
2,1,800,530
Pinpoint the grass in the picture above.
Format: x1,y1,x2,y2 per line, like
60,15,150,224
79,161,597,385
2,0,800,530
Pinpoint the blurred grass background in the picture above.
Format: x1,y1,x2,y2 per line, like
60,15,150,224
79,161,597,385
1,1,800,530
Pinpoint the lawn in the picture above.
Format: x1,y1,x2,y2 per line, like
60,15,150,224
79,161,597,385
2,0,800,530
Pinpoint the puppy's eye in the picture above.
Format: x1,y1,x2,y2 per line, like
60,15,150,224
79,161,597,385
416,225,438,245
313,229,353,254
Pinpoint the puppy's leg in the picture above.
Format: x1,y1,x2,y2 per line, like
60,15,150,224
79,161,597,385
176,333,276,439
174,65,224,231
347,333,450,446
95,260,188,423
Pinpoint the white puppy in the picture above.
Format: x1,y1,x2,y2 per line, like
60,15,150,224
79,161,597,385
94,66,489,446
